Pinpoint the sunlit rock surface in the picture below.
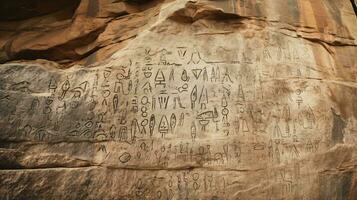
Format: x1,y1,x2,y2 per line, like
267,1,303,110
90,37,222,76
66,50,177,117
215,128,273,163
0,0,357,199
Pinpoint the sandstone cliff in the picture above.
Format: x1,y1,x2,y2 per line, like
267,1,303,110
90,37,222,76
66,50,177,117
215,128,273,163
0,0,357,199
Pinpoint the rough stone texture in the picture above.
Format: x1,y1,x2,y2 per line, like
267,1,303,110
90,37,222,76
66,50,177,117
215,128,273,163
0,0,164,66
0,0,357,199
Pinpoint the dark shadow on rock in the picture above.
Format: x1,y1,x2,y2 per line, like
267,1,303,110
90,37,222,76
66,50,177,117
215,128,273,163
0,0,81,22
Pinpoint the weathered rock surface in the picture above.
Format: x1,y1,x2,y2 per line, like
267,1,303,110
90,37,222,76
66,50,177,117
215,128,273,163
0,0,164,66
0,0,357,199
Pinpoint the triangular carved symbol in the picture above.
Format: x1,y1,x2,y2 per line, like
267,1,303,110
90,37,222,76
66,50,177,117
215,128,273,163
177,48,187,58
159,115,169,133
192,69,203,80
155,70,165,82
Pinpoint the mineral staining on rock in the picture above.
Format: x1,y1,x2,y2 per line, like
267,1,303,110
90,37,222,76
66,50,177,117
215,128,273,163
1,0,357,200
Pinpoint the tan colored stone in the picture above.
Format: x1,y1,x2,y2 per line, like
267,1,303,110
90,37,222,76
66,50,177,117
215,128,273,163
0,0,356,199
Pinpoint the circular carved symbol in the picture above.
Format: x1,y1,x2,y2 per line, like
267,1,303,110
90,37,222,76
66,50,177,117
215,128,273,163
119,152,131,163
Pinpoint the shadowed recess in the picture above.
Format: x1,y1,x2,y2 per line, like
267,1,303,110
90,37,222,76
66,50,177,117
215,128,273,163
351,0,357,16
0,0,81,21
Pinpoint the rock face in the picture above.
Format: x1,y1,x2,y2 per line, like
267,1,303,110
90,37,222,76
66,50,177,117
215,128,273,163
0,0,357,199
0,0,163,66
